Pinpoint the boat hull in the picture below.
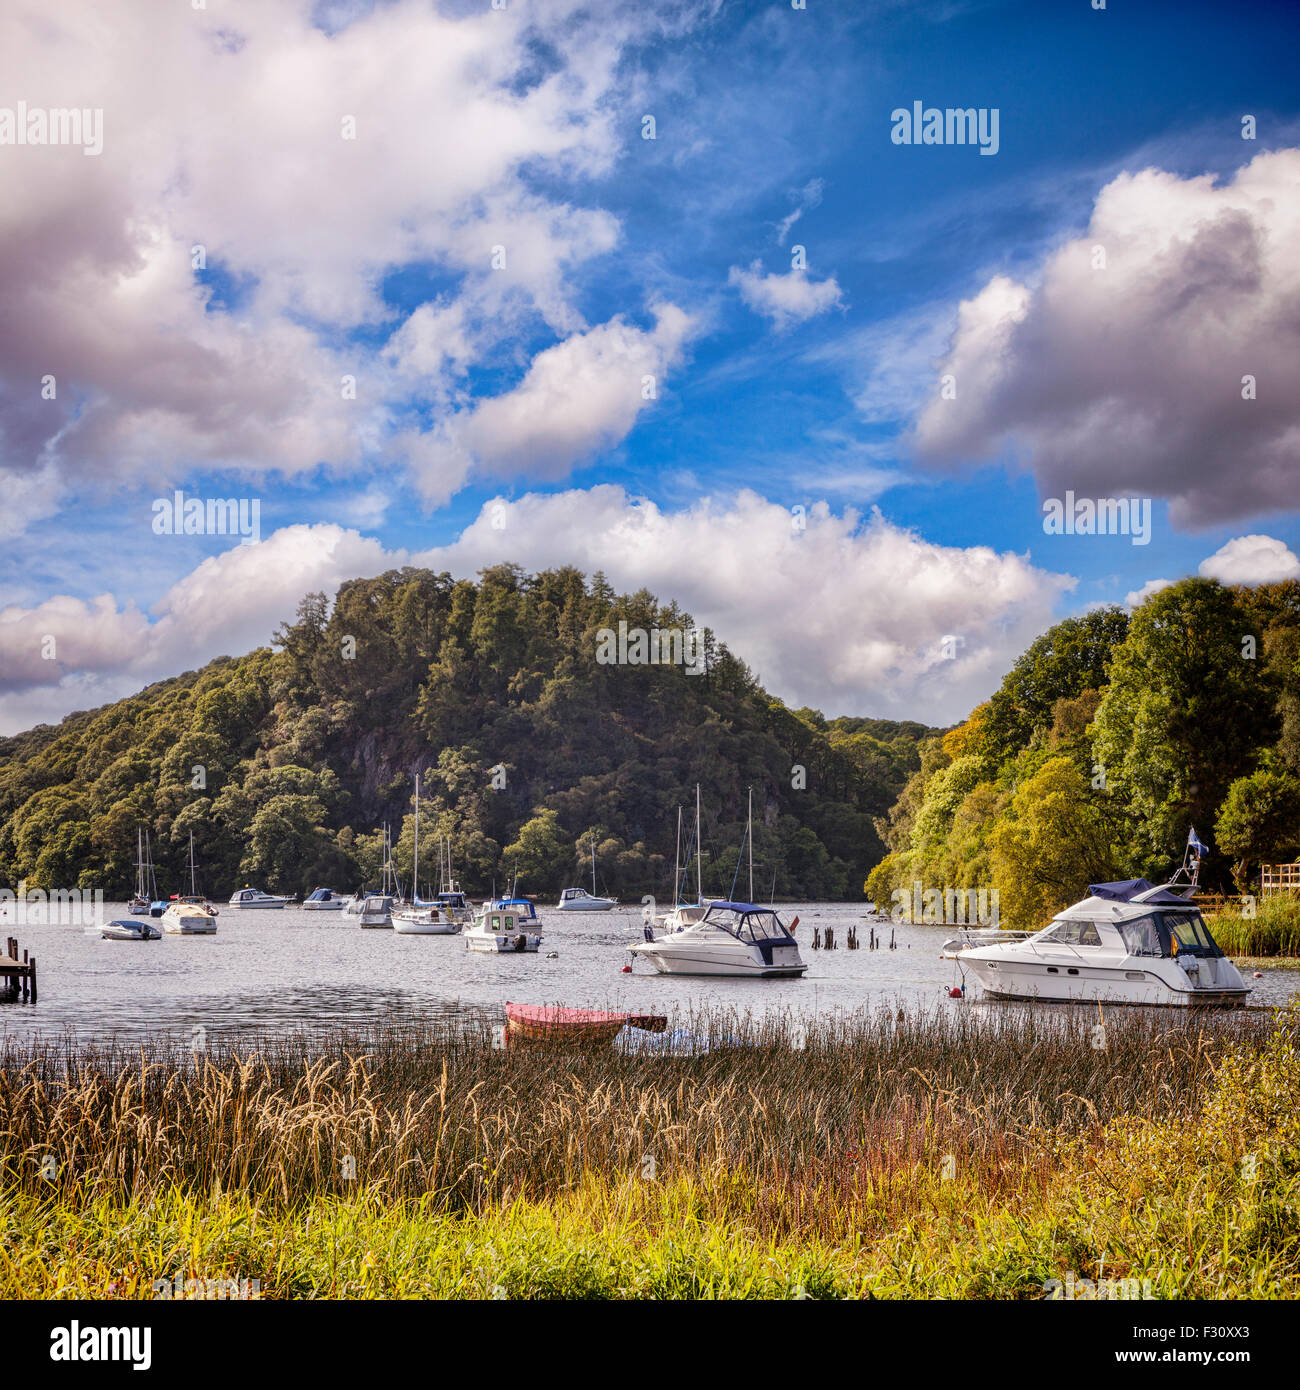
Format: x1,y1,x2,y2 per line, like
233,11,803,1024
627,942,806,977
465,929,542,953
962,957,1249,1007
303,902,344,912
392,914,459,934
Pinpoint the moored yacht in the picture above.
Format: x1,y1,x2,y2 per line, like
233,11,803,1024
303,887,345,911
358,894,393,928
556,844,617,911
163,832,219,934
628,900,807,977
465,897,542,952
228,887,293,909
162,896,219,934
955,878,1250,1007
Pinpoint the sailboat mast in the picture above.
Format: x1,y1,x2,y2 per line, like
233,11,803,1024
189,830,197,896
136,826,144,898
413,774,420,902
695,783,702,904
592,840,597,895
748,786,753,904
673,806,682,907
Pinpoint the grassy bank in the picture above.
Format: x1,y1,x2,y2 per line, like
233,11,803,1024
1,1003,1297,1298
1208,894,1300,957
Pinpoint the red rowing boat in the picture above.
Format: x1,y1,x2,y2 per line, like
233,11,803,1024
505,1003,669,1044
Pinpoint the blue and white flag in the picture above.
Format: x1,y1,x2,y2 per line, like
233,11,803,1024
1187,827,1209,858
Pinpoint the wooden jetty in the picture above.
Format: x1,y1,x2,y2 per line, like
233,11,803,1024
1,936,37,1002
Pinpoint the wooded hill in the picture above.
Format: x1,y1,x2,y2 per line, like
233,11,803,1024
867,578,1300,929
0,565,933,901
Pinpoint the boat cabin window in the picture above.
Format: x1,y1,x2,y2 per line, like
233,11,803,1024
1161,911,1222,957
1117,915,1164,957
705,907,791,942
1039,920,1103,947
491,914,502,929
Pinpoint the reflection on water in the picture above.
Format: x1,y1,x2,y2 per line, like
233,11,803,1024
2,901,1297,1047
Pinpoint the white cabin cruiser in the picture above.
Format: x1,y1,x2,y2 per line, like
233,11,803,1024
556,844,618,911
228,887,293,909
358,894,393,928
303,887,345,911
465,899,542,953
957,879,1250,1008
628,901,807,978
556,887,618,912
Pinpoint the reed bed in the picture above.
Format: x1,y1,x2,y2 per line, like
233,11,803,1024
1,1001,1295,1298
1208,895,1300,957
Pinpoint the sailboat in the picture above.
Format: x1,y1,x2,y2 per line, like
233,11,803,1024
393,775,459,933
162,831,219,934
358,822,395,928
128,827,150,913
652,786,710,933
555,842,618,911
628,786,807,977
429,834,474,925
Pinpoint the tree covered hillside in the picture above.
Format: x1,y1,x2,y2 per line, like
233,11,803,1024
0,565,933,901
867,578,1300,929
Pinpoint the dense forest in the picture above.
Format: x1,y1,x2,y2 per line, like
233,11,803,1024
0,566,933,902
867,577,1300,929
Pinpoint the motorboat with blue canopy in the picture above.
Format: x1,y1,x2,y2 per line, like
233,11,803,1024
628,900,807,977
953,871,1249,1007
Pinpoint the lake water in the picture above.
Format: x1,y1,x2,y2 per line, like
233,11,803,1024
2,901,1297,1046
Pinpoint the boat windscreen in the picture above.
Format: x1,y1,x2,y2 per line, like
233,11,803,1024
706,907,790,941
1162,910,1222,957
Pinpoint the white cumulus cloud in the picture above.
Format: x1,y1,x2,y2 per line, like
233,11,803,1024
913,149,1300,526
729,261,844,331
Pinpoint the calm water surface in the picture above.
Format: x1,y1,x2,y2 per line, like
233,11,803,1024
3,901,1297,1047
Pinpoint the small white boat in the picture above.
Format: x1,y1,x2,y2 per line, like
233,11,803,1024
99,918,161,941
556,845,618,911
957,876,1250,1008
303,887,345,911
358,894,393,928
228,886,293,909
465,900,542,953
628,900,807,977
391,774,461,934
127,826,153,914
392,904,459,934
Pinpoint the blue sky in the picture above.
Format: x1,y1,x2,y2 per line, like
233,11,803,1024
2,0,1299,731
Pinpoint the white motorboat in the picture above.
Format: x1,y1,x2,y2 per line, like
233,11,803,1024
465,899,542,953
98,918,161,941
629,900,807,977
358,894,393,928
162,897,219,934
163,832,219,934
303,887,345,911
228,886,293,909
556,887,618,912
556,845,617,911
956,877,1250,1007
